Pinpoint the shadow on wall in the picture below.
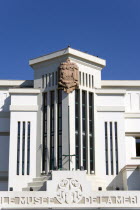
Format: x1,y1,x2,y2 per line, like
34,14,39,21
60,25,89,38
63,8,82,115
0,80,33,112
19,80,33,88
106,172,124,191
127,167,140,190
1,96,10,112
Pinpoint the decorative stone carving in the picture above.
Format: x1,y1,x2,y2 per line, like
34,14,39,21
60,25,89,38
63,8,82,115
58,59,79,93
56,178,83,204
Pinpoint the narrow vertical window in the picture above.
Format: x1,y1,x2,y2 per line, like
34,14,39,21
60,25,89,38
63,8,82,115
110,122,113,175
49,73,51,87
52,72,54,86
50,91,54,170
105,122,108,175
115,122,118,174
22,122,25,175
89,92,94,172
86,74,88,87
17,122,20,175
55,71,58,85
82,91,86,170
43,93,47,172
89,75,91,88
46,74,47,88
83,73,85,86
58,90,62,169
92,76,94,88
42,75,44,88
79,72,81,85
27,122,30,175
75,89,80,169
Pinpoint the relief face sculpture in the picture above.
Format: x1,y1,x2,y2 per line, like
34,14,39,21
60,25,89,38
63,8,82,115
58,59,79,93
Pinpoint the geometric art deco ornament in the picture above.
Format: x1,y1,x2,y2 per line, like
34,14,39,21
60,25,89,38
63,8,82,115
58,59,79,93
56,178,83,204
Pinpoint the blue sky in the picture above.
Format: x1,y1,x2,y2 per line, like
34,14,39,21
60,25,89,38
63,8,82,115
0,0,140,80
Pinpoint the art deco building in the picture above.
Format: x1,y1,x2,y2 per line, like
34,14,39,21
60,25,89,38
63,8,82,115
0,47,140,208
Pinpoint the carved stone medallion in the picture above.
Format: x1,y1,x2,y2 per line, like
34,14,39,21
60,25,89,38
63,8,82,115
56,178,83,204
58,59,79,93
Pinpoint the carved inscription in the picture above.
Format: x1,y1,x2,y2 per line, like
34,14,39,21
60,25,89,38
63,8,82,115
58,59,79,93
0,195,137,207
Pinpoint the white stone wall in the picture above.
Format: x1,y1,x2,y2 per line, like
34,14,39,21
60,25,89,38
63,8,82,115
125,91,140,112
8,91,39,191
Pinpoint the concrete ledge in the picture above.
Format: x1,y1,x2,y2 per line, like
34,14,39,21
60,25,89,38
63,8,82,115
102,80,140,87
9,88,40,94
0,80,33,87
121,164,140,173
131,157,140,160
95,89,126,95
10,105,38,111
125,113,140,118
97,106,125,112
125,132,140,137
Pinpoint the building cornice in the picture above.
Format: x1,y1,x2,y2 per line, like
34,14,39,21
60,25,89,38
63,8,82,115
125,132,140,137
121,165,140,173
0,80,33,87
95,89,126,95
125,113,140,118
29,47,106,68
10,105,39,112
96,106,125,112
9,88,40,94
102,80,140,87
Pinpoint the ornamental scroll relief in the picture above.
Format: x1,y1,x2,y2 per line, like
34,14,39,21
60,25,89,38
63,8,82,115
58,59,79,94
56,178,83,204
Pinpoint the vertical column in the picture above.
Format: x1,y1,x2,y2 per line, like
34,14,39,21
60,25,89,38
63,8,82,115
69,91,76,170
62,91,69,170
54,90,58,168
86,91,90,173
93,92,97,175
79,89,83,167
46,92,50,173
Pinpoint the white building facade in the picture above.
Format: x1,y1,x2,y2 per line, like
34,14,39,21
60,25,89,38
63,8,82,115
0,47,140,209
